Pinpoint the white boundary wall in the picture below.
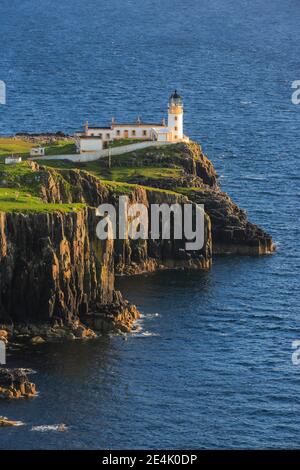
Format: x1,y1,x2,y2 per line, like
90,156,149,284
31,140,177,163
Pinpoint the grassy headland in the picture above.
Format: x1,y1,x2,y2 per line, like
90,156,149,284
0,137,76,159
0,141,208,211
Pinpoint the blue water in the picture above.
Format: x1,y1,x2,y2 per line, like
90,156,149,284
1,0,300,449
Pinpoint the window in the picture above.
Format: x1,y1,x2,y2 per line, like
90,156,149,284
175,116,178,121
117,130,120,136
174,135,177,139
91,133,94,136
132,130,136,136
106,133,110,139
143,130,147,136
99,134,102,139
174,126,178,131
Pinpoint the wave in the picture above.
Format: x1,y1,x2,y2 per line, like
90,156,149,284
30,424,68,432
140,312,160,319
242,175,267,181
131,331,160,337
18,368,37,375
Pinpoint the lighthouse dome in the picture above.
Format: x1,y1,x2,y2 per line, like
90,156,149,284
169,90,183,107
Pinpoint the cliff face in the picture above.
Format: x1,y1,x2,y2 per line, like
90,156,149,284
0,208,115,326
185,188,274,255
36,165,212,274
0,141,274,333
0,171,212,332
96,142,273,256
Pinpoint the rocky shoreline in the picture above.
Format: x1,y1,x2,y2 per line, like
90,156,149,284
0,368,36,400
0,141,275,357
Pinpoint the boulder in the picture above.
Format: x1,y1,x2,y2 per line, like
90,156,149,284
0,368,37,399
30,336,45,345
0,417,23,426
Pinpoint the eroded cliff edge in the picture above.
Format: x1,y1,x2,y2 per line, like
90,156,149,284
0,141,274,338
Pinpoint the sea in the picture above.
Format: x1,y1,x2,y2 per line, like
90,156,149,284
0,0,300,449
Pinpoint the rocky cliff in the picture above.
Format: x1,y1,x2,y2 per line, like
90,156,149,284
98,142,274,255
0,368,36,399
0,141,274,337
35,163,212,274
0,207,140,336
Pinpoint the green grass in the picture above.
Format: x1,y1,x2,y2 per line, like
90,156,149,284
108,166,182,182
0,160,81,212
106,144,181,163
0,138,33,157
109,138,148,148
0,160,41,194
102,180,180,197
0,188,84,213
101,180,137,195
0,140,195,212
0,137,76,158
34,159,182,183
44,141,76,156
175,187,205,195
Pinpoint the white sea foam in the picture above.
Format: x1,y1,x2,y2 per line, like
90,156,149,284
30,424,68,432
142,312,160,319
132,331,159,337
243,175,266,181
19,368,37,375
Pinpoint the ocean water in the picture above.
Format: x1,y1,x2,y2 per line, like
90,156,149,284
1,0,300,449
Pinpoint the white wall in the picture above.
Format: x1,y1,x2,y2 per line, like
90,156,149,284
168,111,183,140
5,157,22,164
87,126,164,140
113,127,153,139
87,129,112,139
80,138,103,152
35,140,176,163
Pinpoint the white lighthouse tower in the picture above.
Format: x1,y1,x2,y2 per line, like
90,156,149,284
168,90,184,140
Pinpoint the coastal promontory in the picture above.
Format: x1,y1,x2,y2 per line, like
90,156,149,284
0,138,274,342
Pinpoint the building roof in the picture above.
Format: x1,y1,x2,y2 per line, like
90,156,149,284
75,123,167,137
112,123,166,128
78,135,105,139
154,127,172,133
169,89,182,100
89,126,112,130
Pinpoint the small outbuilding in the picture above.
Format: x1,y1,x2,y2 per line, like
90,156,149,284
75,136,104,153
5,156,22,165
30,147,45,157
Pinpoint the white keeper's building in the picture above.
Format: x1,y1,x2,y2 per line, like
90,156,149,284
75,91,189,153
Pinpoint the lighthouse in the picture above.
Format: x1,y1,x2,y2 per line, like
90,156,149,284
75,91,189,152
168,90,184,140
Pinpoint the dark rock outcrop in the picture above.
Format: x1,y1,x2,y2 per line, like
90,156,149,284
0,208,115,326
0,368,36,399
0,140,274,335
185,188,274,255
0,177,212,331
34,165,212,274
